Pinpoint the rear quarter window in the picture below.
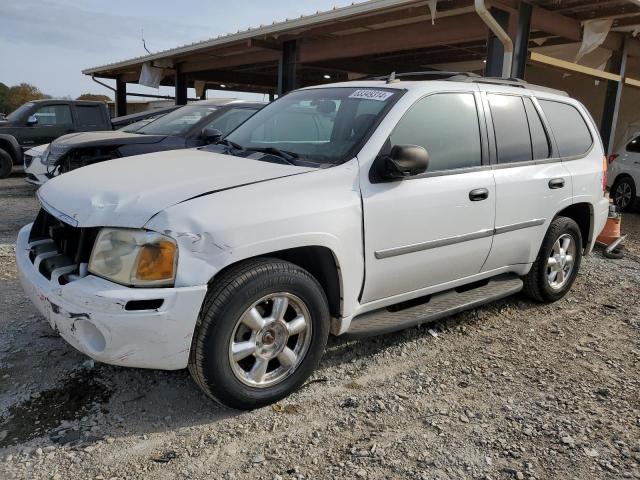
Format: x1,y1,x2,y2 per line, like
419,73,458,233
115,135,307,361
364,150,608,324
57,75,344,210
539,100,593,158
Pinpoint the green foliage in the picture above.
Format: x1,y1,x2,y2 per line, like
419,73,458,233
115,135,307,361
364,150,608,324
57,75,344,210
3,83,51,114
76,93,111,102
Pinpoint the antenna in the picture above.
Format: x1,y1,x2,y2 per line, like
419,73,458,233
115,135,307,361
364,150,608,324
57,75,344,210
141,28,151,54
386,71,397,84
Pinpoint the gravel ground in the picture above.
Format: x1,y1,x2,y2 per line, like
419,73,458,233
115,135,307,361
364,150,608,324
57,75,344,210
1,174,639,480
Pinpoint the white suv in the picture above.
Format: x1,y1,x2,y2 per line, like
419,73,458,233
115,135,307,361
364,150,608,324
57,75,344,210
608,134,640,211
16,75,609,409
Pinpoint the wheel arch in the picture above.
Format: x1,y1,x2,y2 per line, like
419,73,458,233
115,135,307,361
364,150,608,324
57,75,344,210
0,135,21,164
206,245,343,320
555,202,593,250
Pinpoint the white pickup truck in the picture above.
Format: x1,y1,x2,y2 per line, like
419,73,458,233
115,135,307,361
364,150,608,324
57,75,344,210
17,74,609,409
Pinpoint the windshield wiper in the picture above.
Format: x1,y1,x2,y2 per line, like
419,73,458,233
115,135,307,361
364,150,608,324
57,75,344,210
216,138,244,151
244,147,299,165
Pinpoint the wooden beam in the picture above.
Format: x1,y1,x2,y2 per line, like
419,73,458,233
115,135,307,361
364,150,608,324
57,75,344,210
248,38,281,51
181,50,279,73
191,69,276,87
531,6,581,41
529,52,621,82
299,13,488,63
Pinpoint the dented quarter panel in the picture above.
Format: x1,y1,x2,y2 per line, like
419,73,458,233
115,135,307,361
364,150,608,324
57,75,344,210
145,158,364,320
37,148,316,228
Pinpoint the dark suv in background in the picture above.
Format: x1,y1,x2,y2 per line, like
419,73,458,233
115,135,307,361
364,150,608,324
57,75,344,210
39,99,263,181
0,100,111,178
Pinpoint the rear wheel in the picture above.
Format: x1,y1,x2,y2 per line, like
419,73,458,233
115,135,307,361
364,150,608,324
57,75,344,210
523,217,583,303
0,149,12,179
188,258,330,410
611,176,638,212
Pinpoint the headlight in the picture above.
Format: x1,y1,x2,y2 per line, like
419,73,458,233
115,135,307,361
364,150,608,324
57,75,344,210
43,143,71,165
88,228,178,287
39,146,50,165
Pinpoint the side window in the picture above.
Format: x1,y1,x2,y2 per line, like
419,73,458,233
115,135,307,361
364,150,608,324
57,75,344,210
76,105,104,127
539,100,592,157
204,108,256,135
33,105,72,126
523,98,550,160
626,136,640,153
388,92,482,172
488,94,532,163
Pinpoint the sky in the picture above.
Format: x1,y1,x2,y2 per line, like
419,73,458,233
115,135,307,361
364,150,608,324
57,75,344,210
0,0,356,103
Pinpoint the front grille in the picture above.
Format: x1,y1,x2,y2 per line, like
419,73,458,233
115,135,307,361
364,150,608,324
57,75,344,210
28,209,99,282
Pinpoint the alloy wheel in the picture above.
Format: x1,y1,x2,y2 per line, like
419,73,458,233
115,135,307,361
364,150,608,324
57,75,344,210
547,233,576,290
228,293,312,388
615,181,632,209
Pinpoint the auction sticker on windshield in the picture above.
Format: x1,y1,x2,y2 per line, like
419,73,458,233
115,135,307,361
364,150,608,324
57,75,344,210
348,90,395,101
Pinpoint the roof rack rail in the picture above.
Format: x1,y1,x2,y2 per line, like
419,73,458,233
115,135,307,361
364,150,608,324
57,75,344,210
454,76,568,96
366,71,481,82
364,70,568,96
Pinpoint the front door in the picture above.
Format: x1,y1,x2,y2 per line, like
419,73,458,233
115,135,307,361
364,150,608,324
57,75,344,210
21,103,74,148
360,91,496,304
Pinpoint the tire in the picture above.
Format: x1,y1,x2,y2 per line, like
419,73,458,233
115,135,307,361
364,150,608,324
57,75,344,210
0,149,12,179
523,216,583,303
188,257,330,410
603,244,625,260
611,176,638,212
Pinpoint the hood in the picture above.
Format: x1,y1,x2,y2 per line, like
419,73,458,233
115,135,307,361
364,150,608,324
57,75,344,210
53,131,167,148
38,148,316,228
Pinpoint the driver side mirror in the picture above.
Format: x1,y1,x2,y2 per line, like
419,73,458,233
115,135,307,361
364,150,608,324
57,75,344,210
26,115,38,126
380,145,429,179
201,127,223,144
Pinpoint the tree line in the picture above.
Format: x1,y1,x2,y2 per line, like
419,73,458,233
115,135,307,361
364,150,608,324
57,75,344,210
0,82,111,115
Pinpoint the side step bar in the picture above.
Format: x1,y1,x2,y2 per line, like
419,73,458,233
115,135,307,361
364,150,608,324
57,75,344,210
345,274,523,339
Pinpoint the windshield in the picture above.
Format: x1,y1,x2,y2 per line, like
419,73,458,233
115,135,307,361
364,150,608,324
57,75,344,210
138,105,219,136
6,103,35,121
222,87,400,165
118,117,157,132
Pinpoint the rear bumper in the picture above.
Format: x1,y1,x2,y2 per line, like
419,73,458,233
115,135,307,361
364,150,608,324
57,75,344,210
16,224,207,370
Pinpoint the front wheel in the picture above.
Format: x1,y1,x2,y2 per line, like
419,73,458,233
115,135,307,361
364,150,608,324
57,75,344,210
523,217,583,303
0,149,13,179
188,258,330,410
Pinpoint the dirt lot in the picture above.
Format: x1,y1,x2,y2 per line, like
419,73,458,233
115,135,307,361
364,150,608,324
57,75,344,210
0,173,639,480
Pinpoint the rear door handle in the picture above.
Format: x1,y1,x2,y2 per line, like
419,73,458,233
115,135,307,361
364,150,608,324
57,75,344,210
548,178,565,189
469,188,489,201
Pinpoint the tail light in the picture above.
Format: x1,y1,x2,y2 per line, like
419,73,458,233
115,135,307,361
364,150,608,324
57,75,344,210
602,155,608,193
607,154,619,164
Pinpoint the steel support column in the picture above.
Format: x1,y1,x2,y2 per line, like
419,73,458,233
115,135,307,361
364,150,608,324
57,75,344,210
278,40,298,95
601,36,629,155
115,76,127,117
511,2,532,79
175,65,188,106
485,8,510,78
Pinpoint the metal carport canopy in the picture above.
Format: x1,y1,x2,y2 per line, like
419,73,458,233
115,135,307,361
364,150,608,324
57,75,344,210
82,0,640,109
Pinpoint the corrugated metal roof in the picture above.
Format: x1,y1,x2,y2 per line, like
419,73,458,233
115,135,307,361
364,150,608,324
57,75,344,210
82,0,423,75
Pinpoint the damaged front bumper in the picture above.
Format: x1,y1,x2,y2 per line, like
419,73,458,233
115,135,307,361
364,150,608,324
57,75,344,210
16,224,207,370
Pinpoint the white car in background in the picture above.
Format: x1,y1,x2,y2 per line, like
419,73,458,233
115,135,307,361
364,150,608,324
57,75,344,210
23,143,50,185
608,134,640,212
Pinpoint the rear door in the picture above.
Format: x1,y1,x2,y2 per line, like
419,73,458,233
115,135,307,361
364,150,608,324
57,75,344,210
480,86,573,271
360,90,496,304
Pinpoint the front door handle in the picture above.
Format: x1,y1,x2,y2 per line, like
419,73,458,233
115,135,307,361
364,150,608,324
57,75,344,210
469,188,489,201
548,178,565,189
